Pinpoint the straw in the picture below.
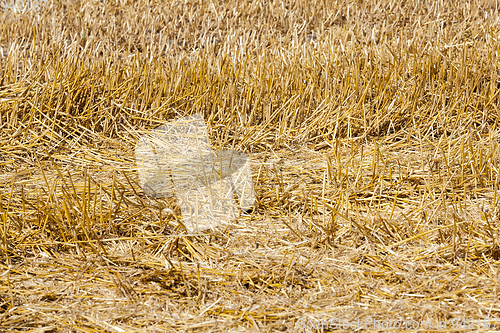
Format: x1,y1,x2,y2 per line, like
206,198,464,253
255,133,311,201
1,0,500,331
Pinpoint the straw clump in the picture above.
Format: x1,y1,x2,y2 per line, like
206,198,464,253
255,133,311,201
1,0,500,331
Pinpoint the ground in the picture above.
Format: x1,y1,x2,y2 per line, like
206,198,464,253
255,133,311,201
1,0,500,332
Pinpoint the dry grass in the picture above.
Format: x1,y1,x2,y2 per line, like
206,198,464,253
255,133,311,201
2,0,500,331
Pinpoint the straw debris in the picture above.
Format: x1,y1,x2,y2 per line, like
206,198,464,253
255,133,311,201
2,0,500,331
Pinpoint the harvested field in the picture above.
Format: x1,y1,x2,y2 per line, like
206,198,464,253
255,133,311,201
2,0,500,331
